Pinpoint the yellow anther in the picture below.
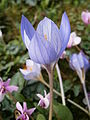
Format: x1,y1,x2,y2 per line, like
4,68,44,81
29,67,32,71
44,34,47,40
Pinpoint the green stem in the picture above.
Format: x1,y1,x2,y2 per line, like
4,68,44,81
48,69,53,120
82,83,90,112
56,63,66,105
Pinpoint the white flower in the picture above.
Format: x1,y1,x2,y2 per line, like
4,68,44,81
36,90,50,109
67,32,81,48
20,59,41,80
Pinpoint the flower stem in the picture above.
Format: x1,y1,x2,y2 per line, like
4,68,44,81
48,69,53,120
56,63,66,106
82,83,90,112
7,92,17,103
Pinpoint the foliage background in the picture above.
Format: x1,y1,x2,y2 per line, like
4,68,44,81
0,0,90,120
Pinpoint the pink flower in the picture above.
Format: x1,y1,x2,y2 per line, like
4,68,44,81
16,102,35,120
36,90,50,109
67,32,81,48
81,11,90,25
0,77,18,102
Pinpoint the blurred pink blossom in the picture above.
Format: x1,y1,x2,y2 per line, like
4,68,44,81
81,11,90,25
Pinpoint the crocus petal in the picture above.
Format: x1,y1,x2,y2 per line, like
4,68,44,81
28,32,57,64
16,102,23,114
16,114,25,120
72,37,81,46
37,17,61,54
0,92,5,102
23,102,27,112
6,85,18,93
37,94,43,99
59,12,71,56
4,79,10,87
70,54,81,71
77,52,84,68
26,108,36,116
21,15,35,49
26,59,33,68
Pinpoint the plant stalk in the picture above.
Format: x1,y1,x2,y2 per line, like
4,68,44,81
82,83,90,112
56,63,66,106
48,69,53,120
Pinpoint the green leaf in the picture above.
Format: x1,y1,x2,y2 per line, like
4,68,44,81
53,102,73,120
36,114,46,120
10,72,25,92
14,92,25,102
72,84,81,97
63,80,73,92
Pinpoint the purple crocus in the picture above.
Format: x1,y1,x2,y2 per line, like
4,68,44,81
69,52,90,84
81,11,90,25
16,102,36,120
21,12,70,65
0,78,18,102
36,90,50,109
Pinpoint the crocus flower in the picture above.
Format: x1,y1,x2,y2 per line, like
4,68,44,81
21,12,70,65
36,90,50,109
67,32,81,48
81,11,90,25
69,52,90,84
0,78,18,102
60,51,67,59
20,59,41,80
16,102,35,120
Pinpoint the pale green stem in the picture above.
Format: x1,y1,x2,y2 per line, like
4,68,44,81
56,63,66,106
82,83,90,112
48,69,53,120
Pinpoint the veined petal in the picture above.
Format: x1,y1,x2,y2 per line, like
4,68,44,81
26,108,36,116
72,36,81,46
23,102,27,112
37,94,43,99
37,17,61,54
4,79,10,87
6,86,18,93
59,12,71,56
28,32,57,64
70,54,81,71
16,102,23,114
21,15,35,48
77,52,84,68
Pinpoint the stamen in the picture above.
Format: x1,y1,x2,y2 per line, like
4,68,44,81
44,34,47,40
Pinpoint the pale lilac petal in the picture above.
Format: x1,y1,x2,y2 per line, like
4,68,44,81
28,32,57,64
37,94,43,99
23,102,27,112
26,108,36,116
59,12,71,56
39,98,49,109
4,79,10,87
81,11,90,25
21,15,35,42
37,17,61,54
6,85,18,93
72,36,81,46
26,59,33,68
77,52,84,68
16,102,23,114
46,93,50,101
